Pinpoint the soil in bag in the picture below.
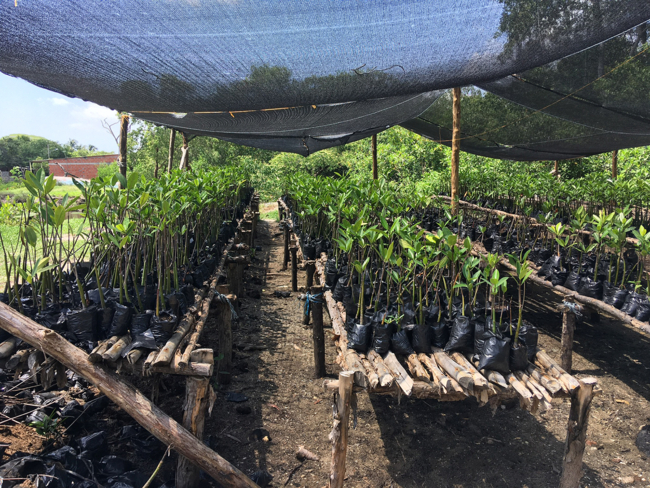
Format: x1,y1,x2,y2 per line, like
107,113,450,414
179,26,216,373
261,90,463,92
509,342,529,371
563,271,582,291
430,321,451,348
67,305,98,349
603,281,629,310
444,315,474,353
518,323,538,361
538,255,561,278
477,335,511,374
348,323,372,353
372,320,394,355
150,311,178,346
473,316,491,359
635,298,650,322
577,277,603,300
391,329,414,355
130,312,153,339
550,270,568,287
411,322,431,354
108,302,133,337
96,304,115,339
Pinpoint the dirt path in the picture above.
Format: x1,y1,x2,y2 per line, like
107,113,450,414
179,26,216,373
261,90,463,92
199,213,650,488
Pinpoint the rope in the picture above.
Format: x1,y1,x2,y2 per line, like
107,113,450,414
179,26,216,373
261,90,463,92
214,291,238,321
303,292,323,317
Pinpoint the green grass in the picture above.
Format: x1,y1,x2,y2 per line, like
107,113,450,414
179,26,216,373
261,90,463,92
0,185,83,202
261,208,279,221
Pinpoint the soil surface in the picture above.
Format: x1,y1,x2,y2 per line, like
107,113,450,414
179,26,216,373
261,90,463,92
2,204,650,488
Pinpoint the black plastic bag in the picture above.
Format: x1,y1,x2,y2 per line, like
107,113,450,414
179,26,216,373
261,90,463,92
391,329,414,355
77,431,108,455
108,302,133,337
538,255,561,278
444,315,474,353
635,299,650,322
36,310,66,331
411,322,431,354
348,323,372,353
550,270,568,287
130,312,153,338
577,277,603,300
87,287,112,306
302,242,316,260
67,305,98,347
96,304,115,339
563,271,582,291
518,323,538,361
372,321,394,354
166,292,188,318
603,281,629,309
509,343,528,371
99,455,133,476
477,336,511,374
473,316,491,357
430,321,451,348
150,311,178,346
621,292,641,317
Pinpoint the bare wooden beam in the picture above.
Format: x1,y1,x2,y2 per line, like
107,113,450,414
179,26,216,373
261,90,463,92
167,129,176,173
371,134,378,180
119,114,129,183
0,303,258,488
450,87,461,215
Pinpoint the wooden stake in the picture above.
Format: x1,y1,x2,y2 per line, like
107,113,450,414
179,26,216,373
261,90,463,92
215,295,233,385
283,224,290,270
311,286,326,378
119,114,129,183
291,247,298,292
329,371,353,488
227,261,245,298
371,134,378,180
167,129,176,173
559,302,577,373
450,86,461,215
0,303,257,488
176,376,212,488
612,150,618,179
560,378,598,488
305,261,316,289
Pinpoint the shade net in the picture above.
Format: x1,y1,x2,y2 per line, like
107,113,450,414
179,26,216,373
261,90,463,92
403,23,650,160
1,1,650,157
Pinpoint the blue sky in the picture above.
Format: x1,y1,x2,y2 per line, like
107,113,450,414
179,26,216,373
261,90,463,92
0,73,120,152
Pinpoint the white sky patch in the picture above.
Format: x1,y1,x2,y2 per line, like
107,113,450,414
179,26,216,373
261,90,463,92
69,103,118,129
50,98,69,106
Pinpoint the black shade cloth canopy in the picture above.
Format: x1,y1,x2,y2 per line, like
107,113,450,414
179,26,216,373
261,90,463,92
1,1,650,157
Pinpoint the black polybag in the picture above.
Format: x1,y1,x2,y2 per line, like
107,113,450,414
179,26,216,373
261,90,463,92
477,335,511,374
150,311,178,346
36,309,66,331
518,323,539,361
130,312,153,338
444,315,474,353
538,255,561,278
509,343,529,370
108,302,133,337
67,305,98,347
550,270,568,287
97,305,115,339
410,322,431,354
577,277,603,300
348,323,372,353
430,321,451,348
391,329,414,355
473,316,491,357
372,321,394,355
603,281,629,309
636,299,650,322
563,271,582,291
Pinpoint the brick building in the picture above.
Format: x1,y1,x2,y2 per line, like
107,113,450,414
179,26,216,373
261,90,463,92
45,154,118,182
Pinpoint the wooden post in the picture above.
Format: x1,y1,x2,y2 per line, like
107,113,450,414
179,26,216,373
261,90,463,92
450,87,461,215
179,132,190,170
226,259,246,298
215,295,234,385
154,146,160,179
119,114,129,183
560,378,598,488
305,261,316,289
329,371,353,488
311,285,326,378
612,150,618,179
167,129,176,173
291,247,298,292
0,303,258,488
554,160,560,179
283,224,290,270
559,301,578,373
371,134,378,180
176,376,212,488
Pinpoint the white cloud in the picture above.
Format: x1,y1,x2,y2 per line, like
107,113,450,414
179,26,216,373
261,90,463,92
50,97,69,106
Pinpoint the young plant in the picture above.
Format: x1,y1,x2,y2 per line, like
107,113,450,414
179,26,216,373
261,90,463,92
507,250,534,344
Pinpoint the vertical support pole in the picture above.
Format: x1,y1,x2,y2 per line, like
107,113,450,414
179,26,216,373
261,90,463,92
450,87,461,215
176,376,211,488
559,378,598,488
329,371,353,488
214,295,234,386
305,262,316,289
278,202,284,221
371,134,378,180
154,146,160,179
167,129,176,173
560,302,577,373
283,224,290,271
311,285,326,378
612,150,618,179
226,257,246,298
291,247,298,292
179,132,190,170
119,114,129,183
554,160,559,179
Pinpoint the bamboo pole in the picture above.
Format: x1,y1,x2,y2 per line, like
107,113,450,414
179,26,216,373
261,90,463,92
0,303,258,488
450,86,461,215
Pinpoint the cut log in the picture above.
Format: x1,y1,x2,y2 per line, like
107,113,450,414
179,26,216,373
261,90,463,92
177,376,212,488
358,355,379,389
154,314,196,366
0,336,18,359
367,350,394,387
102,335,131,362
506,373,533,409
383,352,413,396
560,378,598,488
516,370,552,404
535,349,580,393
341,350,368,388
149,362,213,377
418,353,447,393
0,302,257,488
125,348,144,365
6,348,31,370
431,348,473,390
329,371,353,488
406,353,430,382
27,350,45,380
89,336,118,363
190,348,214,364
514,371,544,401
527,364,562,396
451,352,487,389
